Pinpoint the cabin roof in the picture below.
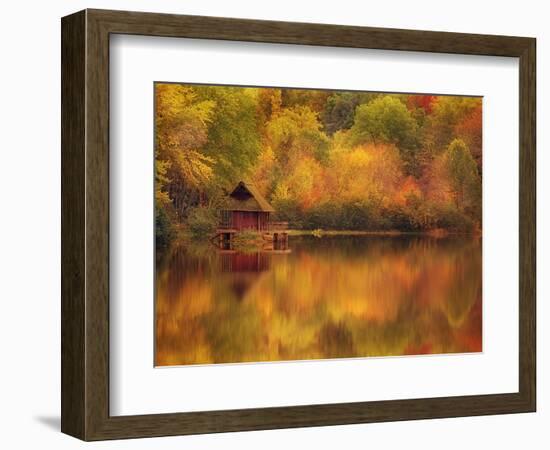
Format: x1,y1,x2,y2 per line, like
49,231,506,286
223,181,275,212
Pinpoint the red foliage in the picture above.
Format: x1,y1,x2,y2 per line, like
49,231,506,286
454,104,482,171
407,95,436,114
395,175,422,205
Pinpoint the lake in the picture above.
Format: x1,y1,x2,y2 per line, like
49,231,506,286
155,235,482,366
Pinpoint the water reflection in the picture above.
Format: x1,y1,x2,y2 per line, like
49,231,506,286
155,235,482,366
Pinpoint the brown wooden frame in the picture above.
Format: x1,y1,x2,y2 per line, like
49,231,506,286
61,8,536,441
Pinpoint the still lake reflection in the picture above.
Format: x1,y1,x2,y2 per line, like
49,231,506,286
155,235,482,366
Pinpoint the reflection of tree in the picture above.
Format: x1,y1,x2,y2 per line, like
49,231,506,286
201,296,264,364
155,236,482,366
318,321,356,359
441,261,481,327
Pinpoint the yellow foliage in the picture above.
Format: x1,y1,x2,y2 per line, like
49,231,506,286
329,144,403,203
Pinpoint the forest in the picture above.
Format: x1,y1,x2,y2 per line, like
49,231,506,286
155,83,482,247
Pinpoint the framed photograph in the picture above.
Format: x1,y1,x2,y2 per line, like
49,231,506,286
61,9,536,440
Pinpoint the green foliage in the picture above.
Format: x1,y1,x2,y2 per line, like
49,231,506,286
300,201,392,231
155,84,215,188
186,207,218,237
348,96,420,175
155,84,216,220
424,96,481,154
155,206,176,248
232,230,264,252
194,86,261,186
433,203,475,232
293,199,474,233
272,197,305,229
322,91,382,136
155,158,177,247
349,96,418,148
266,106,330,165
393,201,474,232
323,92,360,135
444,139,481,212
280,89,331,115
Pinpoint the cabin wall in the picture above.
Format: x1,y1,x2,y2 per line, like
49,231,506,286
231,211,270,231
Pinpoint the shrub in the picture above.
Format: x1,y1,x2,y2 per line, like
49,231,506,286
186,207,218,237
273,195,477,233
155,206,175,249
339,201,389,230
232,230,264,252
272,198,304,229
433,203,475,232
382,204,416,231
303,200,392,231
302,202,341,229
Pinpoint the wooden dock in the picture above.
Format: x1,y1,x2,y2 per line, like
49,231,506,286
213,222,289,250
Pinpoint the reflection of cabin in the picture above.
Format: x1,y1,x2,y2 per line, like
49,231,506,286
215,181,289,250
221,252,270,272
220,252,271,300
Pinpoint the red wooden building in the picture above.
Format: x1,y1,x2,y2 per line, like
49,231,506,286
216,181,288,250
220,181,275,232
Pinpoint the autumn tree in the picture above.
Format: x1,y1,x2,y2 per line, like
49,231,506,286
249,146,276,198
423,96,481,155
272,156,326,211
155,84,215,220
194,86,261,188
407,95,436,115
454,103,482,174
348,96,420,176
322,92,360,135
444,139,481,216
280,89,331,116
257,88,282,126
329,144,403,205
265,106,330,167
322,92,387,135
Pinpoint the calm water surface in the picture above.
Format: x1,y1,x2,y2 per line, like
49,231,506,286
155,235,482,366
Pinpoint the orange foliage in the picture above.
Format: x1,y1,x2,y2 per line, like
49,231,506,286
454,104,482,171
395,176,422,206
286,156,327,209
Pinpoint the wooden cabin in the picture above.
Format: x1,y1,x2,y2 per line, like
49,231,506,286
216,181,289,250
220,181,275,232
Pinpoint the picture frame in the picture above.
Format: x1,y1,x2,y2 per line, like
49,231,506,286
61,8,536,441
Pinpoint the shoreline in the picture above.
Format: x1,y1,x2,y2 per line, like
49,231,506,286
286,229,480,238
170,227,481,246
